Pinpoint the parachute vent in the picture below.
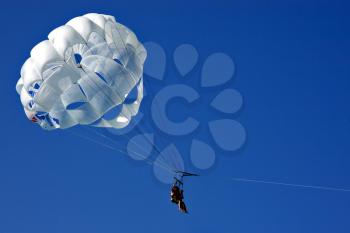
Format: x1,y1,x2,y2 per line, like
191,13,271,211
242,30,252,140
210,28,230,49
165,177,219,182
74,53,82,64
113,58,123,66
66,102,86,110
95,72,108,84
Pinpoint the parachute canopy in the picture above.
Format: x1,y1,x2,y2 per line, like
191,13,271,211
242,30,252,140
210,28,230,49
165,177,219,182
16,13,146,130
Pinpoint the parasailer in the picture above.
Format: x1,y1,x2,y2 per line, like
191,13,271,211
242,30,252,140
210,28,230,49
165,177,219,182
16,13,199,214
170,171,198,214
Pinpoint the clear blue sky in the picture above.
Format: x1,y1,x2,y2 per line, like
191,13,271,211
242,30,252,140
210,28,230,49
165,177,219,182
1,0,350,232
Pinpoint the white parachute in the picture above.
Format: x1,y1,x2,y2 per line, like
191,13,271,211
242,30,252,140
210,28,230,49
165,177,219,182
16,13,146,130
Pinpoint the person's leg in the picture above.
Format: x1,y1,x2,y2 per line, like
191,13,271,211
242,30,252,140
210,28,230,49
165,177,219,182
178,201,188,213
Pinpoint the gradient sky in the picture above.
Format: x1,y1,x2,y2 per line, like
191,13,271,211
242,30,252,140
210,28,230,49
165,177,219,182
1,0,350,233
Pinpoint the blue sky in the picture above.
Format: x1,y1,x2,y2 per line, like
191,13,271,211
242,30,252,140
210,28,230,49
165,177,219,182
1,0,350,232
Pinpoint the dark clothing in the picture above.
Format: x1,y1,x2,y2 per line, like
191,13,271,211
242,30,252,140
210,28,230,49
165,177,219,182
170,185,188,213
179,200,188,213
171,185,181,203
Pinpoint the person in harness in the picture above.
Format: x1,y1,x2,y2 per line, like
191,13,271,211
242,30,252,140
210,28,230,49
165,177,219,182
170,179,188,213
170,171,198,214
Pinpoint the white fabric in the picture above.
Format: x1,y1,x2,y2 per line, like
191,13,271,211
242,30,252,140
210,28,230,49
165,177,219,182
16,13,146,130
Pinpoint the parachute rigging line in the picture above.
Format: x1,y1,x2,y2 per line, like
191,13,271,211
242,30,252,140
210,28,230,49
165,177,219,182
67,129,173,172
142,77,182,171
80,126,173,171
